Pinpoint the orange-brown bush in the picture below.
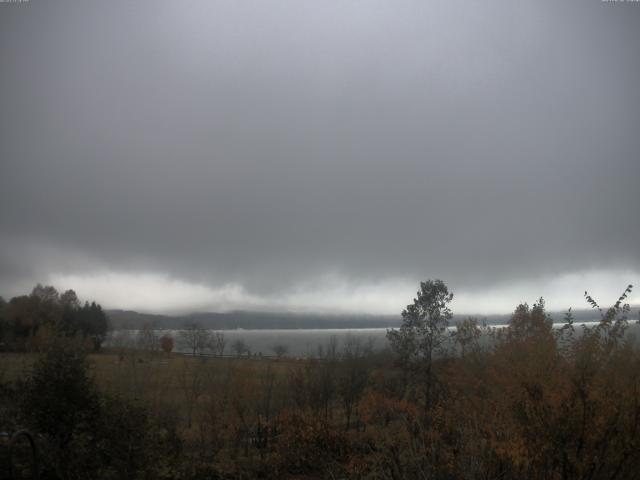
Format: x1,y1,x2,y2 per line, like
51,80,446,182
267,410,349,477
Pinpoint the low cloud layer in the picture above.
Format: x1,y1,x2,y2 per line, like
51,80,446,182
1,1,639,315
49,269,640,316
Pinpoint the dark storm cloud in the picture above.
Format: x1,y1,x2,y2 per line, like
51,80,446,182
1,0,639,312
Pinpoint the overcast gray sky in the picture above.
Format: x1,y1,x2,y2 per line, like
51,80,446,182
1,0,639,315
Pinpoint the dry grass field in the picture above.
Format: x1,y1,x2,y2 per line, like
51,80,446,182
1,349,302,434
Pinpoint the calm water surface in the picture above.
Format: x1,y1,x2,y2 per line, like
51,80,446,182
111,320,639,357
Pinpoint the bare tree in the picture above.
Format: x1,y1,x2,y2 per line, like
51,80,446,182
178,356,207,428
453,317,482,357
232,338,248,357
338,334,370,429
212,331,226,356
198,365,231,460
271,344,289,358
316,335,339,360
179,321,212,356
136,323,159,352
109,330,135,362
305,345,338,421
255,364,277,452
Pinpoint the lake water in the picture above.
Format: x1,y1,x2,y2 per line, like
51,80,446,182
111,320,639,357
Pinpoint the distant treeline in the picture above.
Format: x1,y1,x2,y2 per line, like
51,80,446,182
0,284,109,351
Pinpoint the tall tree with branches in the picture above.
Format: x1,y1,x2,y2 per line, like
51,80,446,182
387,279,453,411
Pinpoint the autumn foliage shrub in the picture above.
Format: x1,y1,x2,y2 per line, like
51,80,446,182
267,410,349,477
160,334,174,354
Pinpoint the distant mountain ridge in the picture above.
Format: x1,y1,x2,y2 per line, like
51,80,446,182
106,310,399,330
106,307,639,330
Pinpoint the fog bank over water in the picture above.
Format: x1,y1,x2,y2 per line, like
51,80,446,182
51,269,639,316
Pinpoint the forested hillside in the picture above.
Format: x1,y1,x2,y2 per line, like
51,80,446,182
0,285,109,352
